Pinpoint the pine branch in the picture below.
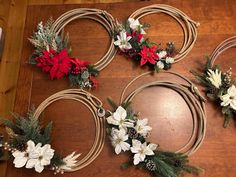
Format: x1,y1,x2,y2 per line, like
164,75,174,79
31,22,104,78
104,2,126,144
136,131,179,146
107,97,118,111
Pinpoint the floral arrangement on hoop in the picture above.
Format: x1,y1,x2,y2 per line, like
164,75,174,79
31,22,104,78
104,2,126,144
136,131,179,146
114,18,176,71
192,57,236,127
29,18,98,89
106,99,199,177
0,109,80,174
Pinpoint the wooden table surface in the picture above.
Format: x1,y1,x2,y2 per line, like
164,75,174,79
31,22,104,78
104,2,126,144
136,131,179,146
1,0,236,177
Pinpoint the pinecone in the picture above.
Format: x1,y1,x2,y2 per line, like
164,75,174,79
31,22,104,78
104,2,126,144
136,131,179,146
128,128,138,139
146,160,157,171
174,160,182,167
15,142,27,151
164,63,171,70
0,134,3,145
223,70,232,87
0,149,3,159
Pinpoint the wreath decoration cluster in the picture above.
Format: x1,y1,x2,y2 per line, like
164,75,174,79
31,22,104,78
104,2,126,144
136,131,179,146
114,18,176,71
29,18,99,89
113,4,199,71
0,89,106,174
106,71,206,177
0,4,204,177
192,36,236,127
29,8,117,89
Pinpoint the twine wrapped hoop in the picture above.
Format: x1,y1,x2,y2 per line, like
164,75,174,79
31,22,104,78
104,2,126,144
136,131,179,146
51,8,117,71
209,36,236,67
129,4,199,63
120,71,206,156
33,89,106,172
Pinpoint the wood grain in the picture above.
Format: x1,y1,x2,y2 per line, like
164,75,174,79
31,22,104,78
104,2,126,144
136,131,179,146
2,0,236,177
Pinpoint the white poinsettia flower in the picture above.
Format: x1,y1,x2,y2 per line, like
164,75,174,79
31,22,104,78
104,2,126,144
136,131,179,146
221,85,236,110
166,57,174,64
207,69,222,89
12,140,40,168
26,143,54,173
114,31,132,51
131,139,157,165
156,61,164,69
13,151,29,168
106,106,134,129
111,128,130,154
135,118,152,137
128,18,146,34
59,152,81,171
158,51,167,59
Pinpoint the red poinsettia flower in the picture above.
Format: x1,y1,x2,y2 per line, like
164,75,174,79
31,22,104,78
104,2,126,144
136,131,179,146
35,48,71,79
70,58,90,75
139,45,159,66
89,76,98,88
127,31,143,42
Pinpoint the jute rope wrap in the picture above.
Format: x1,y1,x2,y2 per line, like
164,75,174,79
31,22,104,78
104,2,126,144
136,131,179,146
33,89,106,172
209,36,236,67
120,71,206,156
51,8,117,71
129,4,199,63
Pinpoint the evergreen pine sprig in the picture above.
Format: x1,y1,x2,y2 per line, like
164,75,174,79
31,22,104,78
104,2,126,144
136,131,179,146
191,56,236,127
1,109,53,148
0,109,65,170
106,99,200,177
114,18,176,71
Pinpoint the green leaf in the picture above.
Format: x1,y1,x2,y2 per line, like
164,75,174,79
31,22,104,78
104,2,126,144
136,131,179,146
121,162,132,169
41,121,53,144
107,97,118,111
81,70,89,80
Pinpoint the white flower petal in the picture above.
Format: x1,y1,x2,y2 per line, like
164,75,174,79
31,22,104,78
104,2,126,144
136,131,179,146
26,159,38,169
148,143,158,151
144,148,155,156
34,162,44,173
156,61,164,69
166,57,174,64
115,145,122,154
13,156,28,168
12,151,25,158
115,106,127,120
133,154,141,165
120,142,130,152
106,116,119,126
158,51,167,59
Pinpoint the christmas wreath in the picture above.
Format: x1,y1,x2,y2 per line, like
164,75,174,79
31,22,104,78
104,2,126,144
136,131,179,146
0,89,106,174
114,18,176,71
192,36,236,127
113,4,199,72
29,8,117,89
106,71,206,177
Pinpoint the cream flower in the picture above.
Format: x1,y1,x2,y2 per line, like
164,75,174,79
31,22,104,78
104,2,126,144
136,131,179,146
111,128,130,154
114,31,132,51
166,57,174,64
131,140,157,165
26,143,54,173
128,18,146,34
135,119,152,137
156,61,164,69
106,106,134,129
12,140,41,168
207,69,222,89
59,152,81,171
12,151,29,168
158,51,167,59
221,85,236,110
